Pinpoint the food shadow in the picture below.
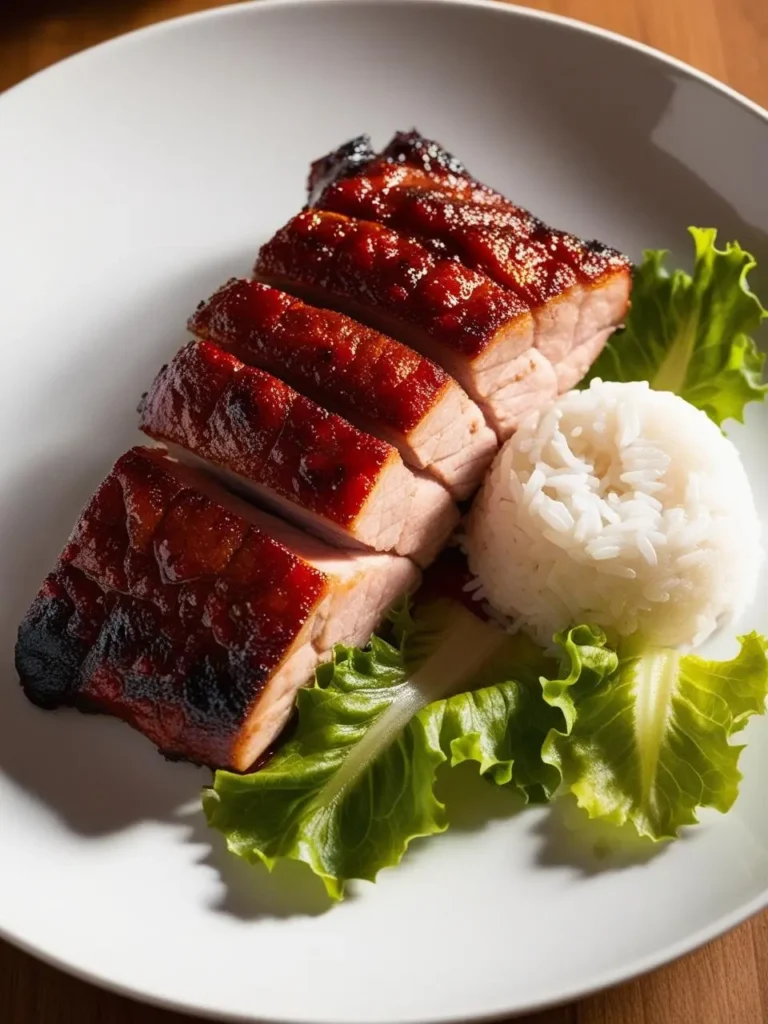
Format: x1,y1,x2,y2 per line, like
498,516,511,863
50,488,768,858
179,803,334,921
0,250,255,838
187,761,529,922
532,795,669,877
470,13,768,299
434,763,666,878
436,760,529,833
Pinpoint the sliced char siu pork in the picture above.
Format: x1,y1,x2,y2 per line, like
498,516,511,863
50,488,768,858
187,279,497,499
15,447,419,770
307,131,631,406
382,131,632,392
15,133,631,773
254,210,546,438
314,164,629,379
139,341,458,565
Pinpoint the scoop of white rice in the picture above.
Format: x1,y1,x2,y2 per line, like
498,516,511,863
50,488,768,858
465,379,762,649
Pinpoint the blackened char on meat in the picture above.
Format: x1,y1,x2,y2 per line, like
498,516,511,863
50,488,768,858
307,134,376,206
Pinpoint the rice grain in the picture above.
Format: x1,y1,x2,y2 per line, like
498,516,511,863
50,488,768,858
465,380,763,648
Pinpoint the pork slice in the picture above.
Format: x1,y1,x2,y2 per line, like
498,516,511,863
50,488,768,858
554,326,615,393
314,166,580,363
15,447,419,770
313,137,631,378
310,148,522,218
378,130,632,367
481,350,559,436
255,210,538,439
199,479,421,766
139,340,458,564
188,279,496,499
381,129,478,179
307,133,378,205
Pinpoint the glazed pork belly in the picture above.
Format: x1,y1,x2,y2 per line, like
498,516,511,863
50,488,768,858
139,341,458,564
386,130,632,391
310,132,631,397
254,210,550,437
307,133,507,209
188,279,496,499
15,447,419,769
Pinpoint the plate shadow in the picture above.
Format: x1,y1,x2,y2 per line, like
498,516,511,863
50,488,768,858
532,796,669,877
0,249,256,838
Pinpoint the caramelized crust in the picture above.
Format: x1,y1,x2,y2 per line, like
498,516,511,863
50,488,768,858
308,134,377,206
308,132,631,402
140,341,396,533
188,279,452,437
317,169,576,305
188,280,498,498
314,157,630,293
15,447,329,768
255,209,532,361
382,129,471,177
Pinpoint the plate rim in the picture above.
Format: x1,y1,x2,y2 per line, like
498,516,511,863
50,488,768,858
2,0,768,125
1,0,767,1021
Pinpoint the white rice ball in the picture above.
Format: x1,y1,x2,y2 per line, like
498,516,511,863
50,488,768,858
465,379,762,649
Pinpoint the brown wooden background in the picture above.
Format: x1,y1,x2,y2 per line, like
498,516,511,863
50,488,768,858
1,0,767,1021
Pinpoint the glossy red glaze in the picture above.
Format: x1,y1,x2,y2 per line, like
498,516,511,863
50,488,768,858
383,132,631,278
255,210,530,359
15,447,328,767
140,341,396,529
188,279,452,437
315,164,630,296
311,131,630,297
382,130,473,178
316,160,526,220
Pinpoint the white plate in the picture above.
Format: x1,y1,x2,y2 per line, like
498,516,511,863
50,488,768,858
1,1,767,1021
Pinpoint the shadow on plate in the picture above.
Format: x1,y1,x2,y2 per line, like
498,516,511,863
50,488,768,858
0,249,255,837
459,13,768,298
176,761,670,925
179,803,335,921
442,765,667,878
532,795,668,876
438,760,529,832
172,761,528,922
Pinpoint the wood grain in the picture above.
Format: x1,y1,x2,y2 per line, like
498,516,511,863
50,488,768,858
0,1,766,1022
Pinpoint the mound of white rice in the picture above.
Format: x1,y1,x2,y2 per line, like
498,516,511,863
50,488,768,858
465,379,762,649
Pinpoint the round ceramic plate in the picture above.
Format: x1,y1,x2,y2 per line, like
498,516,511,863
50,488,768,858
1,1,767,1021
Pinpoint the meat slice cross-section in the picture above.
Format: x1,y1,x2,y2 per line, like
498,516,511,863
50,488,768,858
313,161,574,356
188,279,497,498
382,130,632,389
139,341,458,565
307,133,500,209
311,132,632,393
15,447,419,769
255,209,544,437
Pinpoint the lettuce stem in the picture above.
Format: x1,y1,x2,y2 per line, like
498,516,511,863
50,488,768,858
317,607,507,808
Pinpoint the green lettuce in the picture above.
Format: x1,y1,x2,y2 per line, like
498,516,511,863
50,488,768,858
541,626,768,839
585,227,767,424
200,225,768,893
204,607,768,895
204,602,557,899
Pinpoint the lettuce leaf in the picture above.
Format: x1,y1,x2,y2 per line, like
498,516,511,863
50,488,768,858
203,602,557,899
203,604,768,896
585,227,767,424
540,626,768,839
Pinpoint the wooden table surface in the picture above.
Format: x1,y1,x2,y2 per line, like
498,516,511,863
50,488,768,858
1,0,767,1021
